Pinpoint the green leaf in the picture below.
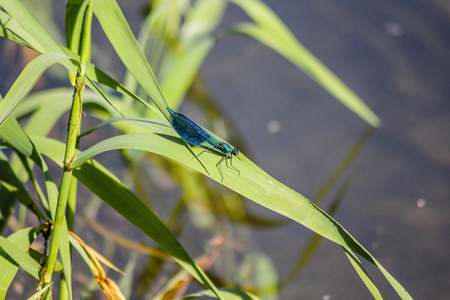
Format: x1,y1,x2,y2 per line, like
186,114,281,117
67,234,93,275
344,249,382,300
158,0,226,107
0,151,42,219
0,10,47,52
0,232,42,281
0,117,57,219
26,282,53,300
15,88,76,137
65,0,90,88
238,253,278,299
229,0,380,127
31,135,224,300
92,0,169,118
0,0,64,53
91,0,211,174
117,253,138,299
0,228,39,299
58,221,73,300
0,117,71,296
0,1,149,115
0,184,16,233
64,128,411,299
0,52,72,127
65,0,89,56
182,288,261,300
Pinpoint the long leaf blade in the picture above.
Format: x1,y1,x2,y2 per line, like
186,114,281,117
0,236,41,280
92,0,169,118
31,135,224,300
344,249,382,300
0,228,39,299
66,130,411,299
230,0,380,127
0,53,71,126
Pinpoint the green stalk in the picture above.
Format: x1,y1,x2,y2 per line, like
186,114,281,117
59,173,78,300
67,175,78,232
45,73,85,278
59,273,70,300
44,1,92,296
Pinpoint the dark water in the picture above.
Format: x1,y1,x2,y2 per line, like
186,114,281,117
1,0,449,299
203,1,450,299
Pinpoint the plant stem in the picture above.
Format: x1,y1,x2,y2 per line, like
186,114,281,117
44,0,92,294
45,74,85,282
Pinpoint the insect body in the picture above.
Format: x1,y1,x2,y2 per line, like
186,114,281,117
167,107,239,181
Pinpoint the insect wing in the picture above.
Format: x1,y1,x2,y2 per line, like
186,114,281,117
170,111,213,147
206,132,230,150
168,108,229,151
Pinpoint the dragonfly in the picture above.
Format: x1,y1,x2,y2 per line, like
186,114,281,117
167,107,240,181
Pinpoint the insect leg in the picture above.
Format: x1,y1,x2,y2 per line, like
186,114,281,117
216,156,225,182
197,147,214,157
192,147,212,159
225,154,240,175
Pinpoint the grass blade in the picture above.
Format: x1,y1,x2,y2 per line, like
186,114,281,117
31,135,224,300
0,117,58,218
230,0,380,127
344,249,382,299
65,130,411,299
0,53,71,126
92,0,169,118
0,228,39,299
0,236,41,280
158,0,226,107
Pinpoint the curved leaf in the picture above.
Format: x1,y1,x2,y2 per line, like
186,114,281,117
0,228,39,299
344,248,382,299
229,0,380,127
92,0,170,119
0,117,72,298
183,288,260,300
30,135,224,300
158,0,226,107
69,129,411,299
0,1,150,115
0,53,71,126
0,234,41,280
0,10,46,52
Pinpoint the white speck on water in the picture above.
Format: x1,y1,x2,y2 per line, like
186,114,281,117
386,21,405,36
417,198,426,208
266,120,281,133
